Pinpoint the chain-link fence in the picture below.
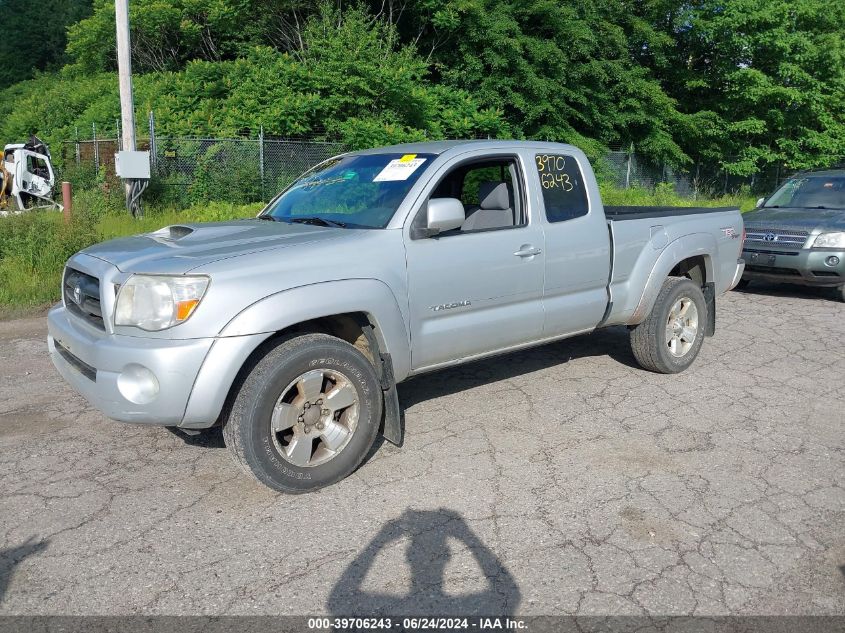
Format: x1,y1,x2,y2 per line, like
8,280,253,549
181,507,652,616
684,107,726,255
600,146,795,198
59,131,794,205
60,133,345,205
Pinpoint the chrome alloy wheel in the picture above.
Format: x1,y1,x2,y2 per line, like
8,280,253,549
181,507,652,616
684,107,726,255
665,297,699,358
270,369,359,467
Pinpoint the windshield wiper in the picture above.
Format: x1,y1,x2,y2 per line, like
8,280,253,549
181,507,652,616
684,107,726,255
257,214,279,221
288,217,347,228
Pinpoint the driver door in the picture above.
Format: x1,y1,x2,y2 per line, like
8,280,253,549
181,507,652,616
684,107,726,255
404,153,545,370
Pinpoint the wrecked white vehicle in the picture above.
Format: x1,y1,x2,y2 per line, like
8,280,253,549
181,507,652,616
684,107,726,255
1,136,61,214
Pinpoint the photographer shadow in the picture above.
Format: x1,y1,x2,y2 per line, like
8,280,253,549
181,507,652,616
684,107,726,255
327,509,520,617
0,536,49,602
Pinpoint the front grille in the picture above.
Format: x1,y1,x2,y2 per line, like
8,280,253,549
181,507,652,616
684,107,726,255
63,267,104,330
744,227,809,248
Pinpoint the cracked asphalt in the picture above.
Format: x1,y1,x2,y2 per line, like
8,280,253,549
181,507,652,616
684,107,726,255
0,283,843,617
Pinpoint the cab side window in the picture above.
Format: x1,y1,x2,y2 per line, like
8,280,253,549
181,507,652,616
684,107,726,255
535,154,588,222
418,157,525,236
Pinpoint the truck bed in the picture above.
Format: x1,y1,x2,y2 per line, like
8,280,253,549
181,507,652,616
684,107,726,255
602,204,744,328
604,206,738,221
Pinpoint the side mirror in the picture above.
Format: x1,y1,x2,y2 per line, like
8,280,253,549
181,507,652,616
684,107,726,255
755,197,765,208
413,198,465,238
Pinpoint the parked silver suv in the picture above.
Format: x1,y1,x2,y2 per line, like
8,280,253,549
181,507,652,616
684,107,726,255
740,170,845,300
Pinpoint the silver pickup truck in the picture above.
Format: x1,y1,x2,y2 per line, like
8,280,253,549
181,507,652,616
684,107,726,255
48,140,745,492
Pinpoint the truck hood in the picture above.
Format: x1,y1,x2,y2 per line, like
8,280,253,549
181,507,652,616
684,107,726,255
81,219,352,274
743,207,845,232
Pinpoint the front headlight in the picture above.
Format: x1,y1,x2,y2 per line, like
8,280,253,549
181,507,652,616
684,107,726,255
813,232,845,248
115,275,209,331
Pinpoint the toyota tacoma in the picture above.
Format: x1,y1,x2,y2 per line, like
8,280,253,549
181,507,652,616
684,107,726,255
48,141,745,492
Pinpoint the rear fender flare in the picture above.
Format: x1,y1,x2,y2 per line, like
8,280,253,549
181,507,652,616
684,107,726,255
629,233,716,325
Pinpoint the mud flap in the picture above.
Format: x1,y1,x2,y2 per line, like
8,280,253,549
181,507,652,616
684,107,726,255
378,353,404,446
704,282,716,337
361,324,404,447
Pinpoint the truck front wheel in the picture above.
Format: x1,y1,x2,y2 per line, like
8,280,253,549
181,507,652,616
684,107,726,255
222,333,382,493
630,277,707,374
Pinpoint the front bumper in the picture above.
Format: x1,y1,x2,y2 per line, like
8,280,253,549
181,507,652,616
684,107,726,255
47,304,268,427
48,304,214,425
741,248,845,287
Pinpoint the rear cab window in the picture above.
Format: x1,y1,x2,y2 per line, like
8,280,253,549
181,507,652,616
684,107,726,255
534,154,589,222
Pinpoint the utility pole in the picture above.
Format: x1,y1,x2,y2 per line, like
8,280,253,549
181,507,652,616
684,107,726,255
113,0,149,217
115,0,136,156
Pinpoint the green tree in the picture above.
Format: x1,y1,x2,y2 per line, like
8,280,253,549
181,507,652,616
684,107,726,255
0,0,92,88
65,0,306,73
371,0,689,163
4,0,845,177
653,0,845,172
0,4,506,151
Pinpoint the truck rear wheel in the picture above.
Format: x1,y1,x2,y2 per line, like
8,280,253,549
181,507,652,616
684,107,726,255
223,333,382,493
630,277,707,374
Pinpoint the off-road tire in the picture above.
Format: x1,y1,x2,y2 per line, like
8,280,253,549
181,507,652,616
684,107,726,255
223,333,382,493
630,277,707,374
838,285,845,303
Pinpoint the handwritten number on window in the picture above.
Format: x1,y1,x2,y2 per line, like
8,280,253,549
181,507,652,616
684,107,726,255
537,154,573,191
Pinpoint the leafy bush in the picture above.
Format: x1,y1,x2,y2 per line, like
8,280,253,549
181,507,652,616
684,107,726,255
188,143,262,204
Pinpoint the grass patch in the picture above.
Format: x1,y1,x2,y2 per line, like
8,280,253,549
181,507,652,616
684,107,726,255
0,198,261,312
0,184,753,314
599,182,757,212
96,202,262,241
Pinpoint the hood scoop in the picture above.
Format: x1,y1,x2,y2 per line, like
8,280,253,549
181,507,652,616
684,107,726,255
150,225,195,241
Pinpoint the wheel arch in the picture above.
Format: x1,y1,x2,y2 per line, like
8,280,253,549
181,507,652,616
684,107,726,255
218,278,410,371
180,279,410,429
629,233,716,325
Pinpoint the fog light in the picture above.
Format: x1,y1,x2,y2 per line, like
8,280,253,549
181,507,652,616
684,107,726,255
826,256,840,267
117,364,160,404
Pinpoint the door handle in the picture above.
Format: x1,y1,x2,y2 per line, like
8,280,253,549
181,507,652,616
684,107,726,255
514,245,542,258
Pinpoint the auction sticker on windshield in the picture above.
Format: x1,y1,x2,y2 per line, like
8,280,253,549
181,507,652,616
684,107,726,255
373,156,427,182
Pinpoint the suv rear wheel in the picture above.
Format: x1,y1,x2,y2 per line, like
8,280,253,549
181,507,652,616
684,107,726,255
630,277,707,374
223,333,382,493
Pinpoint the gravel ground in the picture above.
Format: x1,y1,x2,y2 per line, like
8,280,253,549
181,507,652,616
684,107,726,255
0,284,843,617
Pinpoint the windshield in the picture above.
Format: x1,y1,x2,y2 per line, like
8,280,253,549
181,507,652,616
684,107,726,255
262,153,435,228
764,176,845,209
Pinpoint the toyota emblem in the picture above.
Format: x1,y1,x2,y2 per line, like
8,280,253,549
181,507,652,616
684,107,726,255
764,233,778,242
72,284,83,305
